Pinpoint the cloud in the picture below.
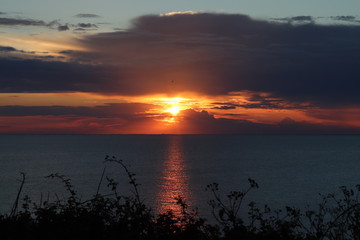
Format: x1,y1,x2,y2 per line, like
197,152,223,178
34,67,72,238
53,22,98,31
0,103,155,118
58,50,74,54
290,16,313,22
0,103,166,134
304,108,360,123
330,16,360,23
177,109,273,134
177,109,360,134
47,20,71,31
0,45,38,55
76,23,97,28
212,105,236,110
0,17,46,26
74,13,101,18
2,13,360,109
57,24,70,31
271,16,314,23
332,16,356,21
0,104,359,134
0,57,120,93
72,23,98,31
160,11,200,17
76,13,360,106
0,17,67,31
212,93,313,110
0,116,129,134
0,46,19,52
0,17,98,32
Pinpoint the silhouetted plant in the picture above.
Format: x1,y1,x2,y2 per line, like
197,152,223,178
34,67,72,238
206,179,259,230
9,172,26,217
3,156,360,240
299,185,360,240
154,196,211,240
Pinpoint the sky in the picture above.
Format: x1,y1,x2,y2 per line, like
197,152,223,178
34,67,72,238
1,0,360,134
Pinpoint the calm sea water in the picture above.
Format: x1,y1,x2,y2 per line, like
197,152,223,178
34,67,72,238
1,134,360,217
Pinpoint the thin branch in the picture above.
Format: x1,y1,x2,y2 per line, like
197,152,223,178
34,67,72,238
96,166,106,196
10,172,26,217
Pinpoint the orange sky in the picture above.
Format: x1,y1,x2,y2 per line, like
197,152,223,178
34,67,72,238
0,92,359,134
1,12,360,134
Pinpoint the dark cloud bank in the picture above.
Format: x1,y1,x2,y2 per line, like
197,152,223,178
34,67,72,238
80,13,360,108
1,13,360,134
1,13,360,109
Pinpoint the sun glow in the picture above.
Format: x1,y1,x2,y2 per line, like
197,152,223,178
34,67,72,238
159,97,190,124
163,103,182,124
166,105,181,115
161,97,189,116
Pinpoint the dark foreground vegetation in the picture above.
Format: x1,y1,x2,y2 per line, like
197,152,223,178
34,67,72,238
1,156,360,240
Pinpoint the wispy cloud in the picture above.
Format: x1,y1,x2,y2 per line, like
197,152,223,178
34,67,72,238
0,17,46,26
0,17,99,32
160,11,199,17
76,23,98,28
271,15,314,23
330,15,360,23
74,13,101,18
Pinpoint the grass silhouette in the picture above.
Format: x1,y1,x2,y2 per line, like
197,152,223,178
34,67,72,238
1,156,360,240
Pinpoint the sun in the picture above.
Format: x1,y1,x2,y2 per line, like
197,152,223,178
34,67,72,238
166,105,181,115
162,97,188,116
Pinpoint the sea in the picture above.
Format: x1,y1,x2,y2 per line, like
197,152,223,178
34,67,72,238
1,134,360,219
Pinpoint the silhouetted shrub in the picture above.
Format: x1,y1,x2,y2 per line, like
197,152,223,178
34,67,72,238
2,156,360,240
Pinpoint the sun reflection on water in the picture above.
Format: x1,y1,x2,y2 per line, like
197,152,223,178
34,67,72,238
156,135,191,215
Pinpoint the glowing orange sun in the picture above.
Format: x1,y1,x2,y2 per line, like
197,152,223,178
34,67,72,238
166,105,181,115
